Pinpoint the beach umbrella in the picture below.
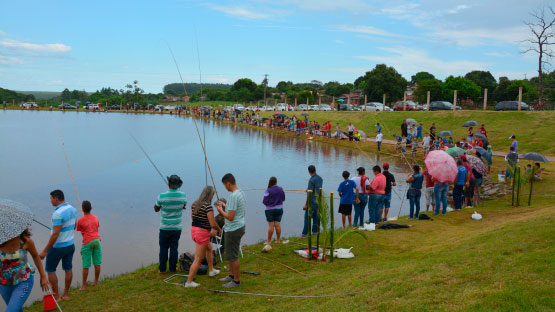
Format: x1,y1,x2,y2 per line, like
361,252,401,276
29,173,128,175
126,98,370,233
273,112,286,118
437,130,453,137
337,99,345,102
466,155,487,176
357,130,367,138
474,133,489,146
300,112,309,116
462,120,480,127
445,147,465,158
520,152,549,163
405,118,418,126
424,150,458,183
0,199,34,245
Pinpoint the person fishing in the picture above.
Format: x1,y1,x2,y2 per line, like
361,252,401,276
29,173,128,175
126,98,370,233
1,228,49,310
302,165,323,237
217,173,246,289
39,190,77,301
154,175,187,274
368,165,386,224
380,163,396,222
185,186,221,288
406,165,424,219
352,167,369,228
262,177,285,245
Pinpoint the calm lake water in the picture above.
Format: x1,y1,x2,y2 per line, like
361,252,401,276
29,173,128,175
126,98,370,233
0,110,421,306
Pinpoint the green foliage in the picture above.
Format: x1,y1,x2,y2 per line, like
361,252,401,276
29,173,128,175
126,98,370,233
0,88,35,103
493,76,512,102
441,76,481,101
507,80,538,102
414,79,442,103
411,71,435,84
297,90,314,104
324,81,352,97
360,64,408,103
232,78,257,92
163,83,230,95
464,70,497,93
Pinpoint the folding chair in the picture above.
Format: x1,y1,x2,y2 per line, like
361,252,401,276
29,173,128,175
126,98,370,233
213,230,243,263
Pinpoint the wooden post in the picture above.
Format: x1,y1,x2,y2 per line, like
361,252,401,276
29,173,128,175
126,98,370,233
511,168,516,206
316,188,322,257
382,94,386,108
453,90,458,111
318,95,321,111
295,97,297,111
483,88,488,110
329,192,334,263
528,167,535,206
307,191,312,260
403,92,406,111
426,91,430,111
332,96,335,110
364,94,368,111
518,86,522,111
516,167,521,206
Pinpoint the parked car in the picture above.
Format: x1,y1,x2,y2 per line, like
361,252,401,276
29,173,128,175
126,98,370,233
318,104,332,111
276,103,288,111
337,104,358,111
224,106,233,112
232,104,245,111
20,102,39,109
393,101,418,111
58,104,76,109
86,103,101,110
360,102,391,112
428,101,460,111
296,104,308,111
308,105,319,111
164,105,177,111
495,101,532,111
154,105,164,111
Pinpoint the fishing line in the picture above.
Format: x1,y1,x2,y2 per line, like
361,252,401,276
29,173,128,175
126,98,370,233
166,42,219,199
57,126,81,206
33,219,51,230
208,289,358,298
194,27,208,186
130,133,168,186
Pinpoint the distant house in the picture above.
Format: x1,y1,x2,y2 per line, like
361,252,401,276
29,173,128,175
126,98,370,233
339,89,364,106
405,84,417,101
164,96,190,102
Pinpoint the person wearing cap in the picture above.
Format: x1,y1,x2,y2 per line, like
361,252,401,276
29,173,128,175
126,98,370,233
154,175,187,273
380,163,396,222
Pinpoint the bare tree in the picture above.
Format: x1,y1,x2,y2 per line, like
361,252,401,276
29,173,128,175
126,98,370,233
522,5,555,107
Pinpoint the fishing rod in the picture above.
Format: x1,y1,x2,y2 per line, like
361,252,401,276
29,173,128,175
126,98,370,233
166,42,219,199
33,219,51,230
130,133,168,186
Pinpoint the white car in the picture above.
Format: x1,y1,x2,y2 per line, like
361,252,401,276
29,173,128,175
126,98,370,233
276,103,288,111
296,104,308,111
20,102,39,109
263,105,275,111
360,102,392,112
318,104,332,111
232,104,245,111
164,105,177,111
308,105,319,111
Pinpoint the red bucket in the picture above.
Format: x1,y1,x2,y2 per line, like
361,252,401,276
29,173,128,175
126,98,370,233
43,293,57,311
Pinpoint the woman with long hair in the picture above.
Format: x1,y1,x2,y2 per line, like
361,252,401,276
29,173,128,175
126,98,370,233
185,186,222,288
1,229,49,310
262,177,285,244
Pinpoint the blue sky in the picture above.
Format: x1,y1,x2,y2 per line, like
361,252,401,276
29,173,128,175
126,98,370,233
0,0,546,93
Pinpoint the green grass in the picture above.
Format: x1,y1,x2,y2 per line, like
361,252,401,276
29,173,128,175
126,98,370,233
27,156,555,311
258,110,555,155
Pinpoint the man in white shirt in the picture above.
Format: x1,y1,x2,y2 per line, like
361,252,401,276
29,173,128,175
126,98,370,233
422,132,431,155
376,132,383,151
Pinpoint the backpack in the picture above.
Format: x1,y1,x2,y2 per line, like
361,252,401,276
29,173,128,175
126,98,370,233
179,251,217,274
418,213,433,221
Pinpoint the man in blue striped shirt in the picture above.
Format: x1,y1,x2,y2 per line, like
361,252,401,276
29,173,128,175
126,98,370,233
39,190,77,301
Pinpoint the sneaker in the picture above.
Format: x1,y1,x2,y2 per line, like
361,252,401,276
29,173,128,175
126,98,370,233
466,206,472,209
219,275,233,282
223,280,240,288
209,269,220,277
185,281,199,288
383,218,387,222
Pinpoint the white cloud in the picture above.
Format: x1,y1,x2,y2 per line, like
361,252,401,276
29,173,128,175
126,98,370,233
356,47,491,78
0,55,24,65
334,39,344,44
0,30,7,36
325,67,368,74
0,38,71,52
485,51,512,58
427,26,529,47
207,4,271,19
447,4,470,14
335,25,401,37
286,0,373,12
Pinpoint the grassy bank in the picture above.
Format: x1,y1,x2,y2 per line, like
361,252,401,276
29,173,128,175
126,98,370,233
26,126,554,311
259,110,555,156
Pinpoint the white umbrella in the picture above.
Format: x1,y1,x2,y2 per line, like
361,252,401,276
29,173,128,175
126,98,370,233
0,199,34,244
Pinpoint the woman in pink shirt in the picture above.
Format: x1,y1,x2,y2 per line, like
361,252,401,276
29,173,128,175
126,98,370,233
368,165,386,224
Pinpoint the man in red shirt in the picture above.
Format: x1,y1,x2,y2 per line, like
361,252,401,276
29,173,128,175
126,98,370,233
479,124,487,137
368,165,386,224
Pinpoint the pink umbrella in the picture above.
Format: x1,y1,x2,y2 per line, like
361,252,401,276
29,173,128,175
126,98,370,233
424,150,458,183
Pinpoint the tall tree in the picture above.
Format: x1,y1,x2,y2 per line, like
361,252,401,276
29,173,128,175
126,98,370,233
231,78,257,92
414,79,442,103
522,5,555,107
464,70,497,93
361,64,408,103
411,72,435,84
61,88,71,102
441,76,481,102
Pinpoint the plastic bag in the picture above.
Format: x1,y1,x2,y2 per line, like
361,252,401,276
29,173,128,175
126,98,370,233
358,223,376,231
472,211,482,220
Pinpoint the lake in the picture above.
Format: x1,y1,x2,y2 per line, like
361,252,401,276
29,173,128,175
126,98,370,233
0,109,421,306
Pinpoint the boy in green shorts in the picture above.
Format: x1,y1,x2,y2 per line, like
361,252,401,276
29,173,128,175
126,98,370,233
76,200,102,290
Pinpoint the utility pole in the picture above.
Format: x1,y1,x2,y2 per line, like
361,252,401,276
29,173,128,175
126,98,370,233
262,74,269,108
